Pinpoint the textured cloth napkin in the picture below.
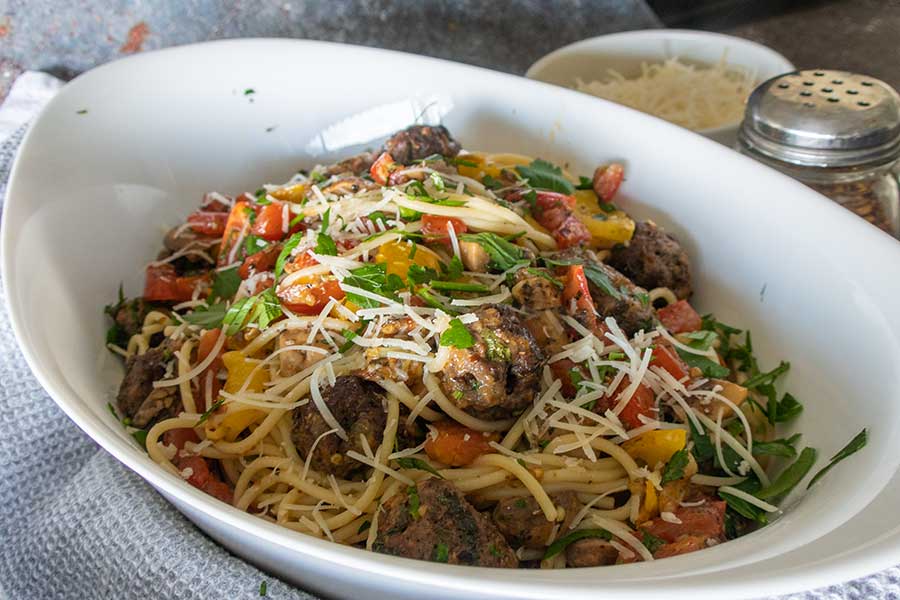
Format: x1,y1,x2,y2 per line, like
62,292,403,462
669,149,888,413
1,71,899,600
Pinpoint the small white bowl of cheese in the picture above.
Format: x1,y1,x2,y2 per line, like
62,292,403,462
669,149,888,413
526,29,795,146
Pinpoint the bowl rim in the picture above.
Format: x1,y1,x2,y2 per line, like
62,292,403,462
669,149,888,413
3,37,900,599
525,28,796,137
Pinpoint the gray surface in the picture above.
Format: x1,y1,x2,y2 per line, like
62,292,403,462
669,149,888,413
0,0,659,92
726,0,900,90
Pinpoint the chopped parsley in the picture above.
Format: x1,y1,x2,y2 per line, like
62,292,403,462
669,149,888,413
482,330,511,362
481,174,505,190
76,109,88,115
259,580,267,596
433,542,449,563
407,486,421,519
221,287,282,335
244,88,255,96
342,263,404,308
338,319,371,353
575,175,593,190
515,158,575,195
719,477,768,524
407,264,439,285
756,447,817,501
429,280,489,293
440,318,475,348
524,267,563,289
752,433,801,458
641,531,666,554
274,231,304,279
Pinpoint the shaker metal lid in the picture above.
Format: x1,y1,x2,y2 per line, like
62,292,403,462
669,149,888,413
738,69,900,168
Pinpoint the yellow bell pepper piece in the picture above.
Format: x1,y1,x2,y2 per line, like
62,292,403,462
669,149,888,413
205,351,268,441
622,429,687,469
374,240,442,280
456,152,533,181
572,190,635,249
269,183,308,203
637,479,659,525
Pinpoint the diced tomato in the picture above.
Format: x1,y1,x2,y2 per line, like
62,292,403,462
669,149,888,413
370,152,397,185
218,200,253,266
283,251,319,275
528,191,591,249
651,343,689,380
277,277,345,315
594,163,624,202
421,214,468,245
640,501,726,545
598,377,655,430
175,454,233,504
251,201,287,241
163,427,200,450
563,264,597,326
657,300,702,334
199,192,232,213
143,264,208,302
424,421,499,467
653,535,708,559
239,243,282,279
551,358,583,398
553,213,592,249
187,211,228,236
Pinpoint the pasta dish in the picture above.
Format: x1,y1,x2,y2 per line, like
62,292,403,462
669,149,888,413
105,125,865,568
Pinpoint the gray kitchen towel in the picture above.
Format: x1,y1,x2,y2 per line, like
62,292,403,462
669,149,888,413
1,71,899,600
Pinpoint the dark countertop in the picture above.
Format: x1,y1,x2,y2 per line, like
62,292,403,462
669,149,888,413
3,1,898,98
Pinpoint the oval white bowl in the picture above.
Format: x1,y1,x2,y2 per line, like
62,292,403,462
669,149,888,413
526,29,796,146
4,39,900,600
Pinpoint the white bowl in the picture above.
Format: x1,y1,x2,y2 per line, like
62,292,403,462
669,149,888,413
526,29,796,146
4,39,900,600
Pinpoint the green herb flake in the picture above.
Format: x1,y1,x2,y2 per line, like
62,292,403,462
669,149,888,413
525,267,564,289
515,158,575,195
429,172,446,192
407,486,421,519
482,330,511,363
543,528,612,560
198,398,226,424
719,478,768,524
131,429,148,450
575,175,593,190
407,264,439,286
275,231,305,279
676,347,731,379
481,175,504,190
582,264,622,300
440,318,475,349
76,109,88,115
338,319,371,353
244,88,256,96
808,428,867,489
357,520,371,534
661,448,689,484
433,542,449,563
752,433,801,458
259,580,267,596
640,531,666,554
429,280,490,293
395,457,444,479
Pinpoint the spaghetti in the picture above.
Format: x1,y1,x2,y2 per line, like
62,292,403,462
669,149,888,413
104,124,858,569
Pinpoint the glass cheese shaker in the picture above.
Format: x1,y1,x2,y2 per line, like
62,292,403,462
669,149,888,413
737,69,900,238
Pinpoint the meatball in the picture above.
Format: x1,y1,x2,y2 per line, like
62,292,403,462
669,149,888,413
492,492,579,549
440,304,544,420
106,296,152,345
374,479,517,567
382,125,461,164
566,538,620,567
608,221,692,300
320,176,378,197
291,375,386,479
116,342,179,426
320,152,375,177
510,268,562,311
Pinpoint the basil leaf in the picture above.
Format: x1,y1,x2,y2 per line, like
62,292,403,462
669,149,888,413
773,392,803,423
275,231,305,279
640,531,666,554
543,528,611,560
676,348,730,378
183,302,228,329
440,318,474,348
515,158,574,195
316,232,338,256
742,361,790,390
407,264,439,285
575,175,594,190
210,267,241,302
582,264,622,300
756,447,817,501
458,232,526,272
752,433,801,458
688,417,715,462
807,429,867,489
718,477,768,524
395,457,444,478
661,448,690,484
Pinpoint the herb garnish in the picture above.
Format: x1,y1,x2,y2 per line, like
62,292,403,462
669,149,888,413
515,159,575,195
482,330,511,363
458,232,526,272
433,542,449,563
641,531,666,554
198,398,226,424
807,428,867,489
395,457,444,478
440,318,475,348
407,486,421,519
543,528,612,560
210,267,241,302
756,447,817,501
661,448,689,484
